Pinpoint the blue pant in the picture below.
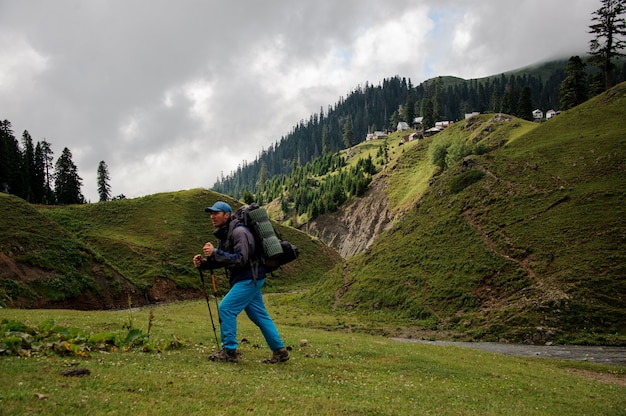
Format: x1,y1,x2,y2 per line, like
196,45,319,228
218,279,284,352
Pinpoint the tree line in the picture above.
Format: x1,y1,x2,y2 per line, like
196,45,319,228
0,119,114,204
213,58,625,200
213,0,626,201
245,151,377,224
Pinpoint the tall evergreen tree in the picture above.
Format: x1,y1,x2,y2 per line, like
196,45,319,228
517,86,534,120
389,110,400,130
33,143,47,203
54,147,84,204
491,89,501,113
39,140,55,204
0,120,22,195
21,130,36,202
501,89,514,115
420,98,435,130
97,160,111,202
432,78,443,121
321,124,329,155
559,56,589,110
402,97,415,124
0,120,12,193
588,0,626,90
342,116,354,148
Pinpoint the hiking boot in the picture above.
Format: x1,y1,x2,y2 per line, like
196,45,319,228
264,347,289,364
209,349,238,363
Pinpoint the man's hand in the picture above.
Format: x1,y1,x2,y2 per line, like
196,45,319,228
203,242,215,257
193,254,203,268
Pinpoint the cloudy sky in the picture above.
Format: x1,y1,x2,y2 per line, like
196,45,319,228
0,0,596,202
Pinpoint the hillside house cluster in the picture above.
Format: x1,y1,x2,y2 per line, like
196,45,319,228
401,132,422,143
423,120,454,136
365,131,388,141
410,117,455,136
365,106,558,143
397,121,410,131
371,105,562,143
533,109,560,121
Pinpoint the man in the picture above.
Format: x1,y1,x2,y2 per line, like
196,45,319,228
193,200,289,364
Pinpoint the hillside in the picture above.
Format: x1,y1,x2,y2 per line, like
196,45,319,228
305,82,626,346
0,189,342,308
213,58,600,200
0,193,142,309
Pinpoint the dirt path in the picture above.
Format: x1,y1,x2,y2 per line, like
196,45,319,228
393,338,626,367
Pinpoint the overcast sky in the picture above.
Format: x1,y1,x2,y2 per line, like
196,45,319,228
0,0,596,202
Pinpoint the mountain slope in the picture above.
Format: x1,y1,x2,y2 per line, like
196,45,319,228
0,193,142,309
0,189,342,308
306,82,626,345
214,57,597,199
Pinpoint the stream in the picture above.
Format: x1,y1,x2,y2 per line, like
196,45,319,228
392,338,626,367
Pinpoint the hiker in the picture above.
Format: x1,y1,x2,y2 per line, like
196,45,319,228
193,200,289,364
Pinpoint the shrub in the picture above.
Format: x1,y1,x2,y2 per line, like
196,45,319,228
450,170,485,193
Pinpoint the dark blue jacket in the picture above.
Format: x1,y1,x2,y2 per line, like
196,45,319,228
201,218,265,287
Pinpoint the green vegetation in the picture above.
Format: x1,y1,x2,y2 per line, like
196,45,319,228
39,189,340,293
0,315,183,357
0,194,112,306
0,301,624,416
0,189,342,307
255,149,378,225
307,83,626,346
2,83,626,346
213,59,626,200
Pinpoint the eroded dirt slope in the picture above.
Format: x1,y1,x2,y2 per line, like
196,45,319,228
301,173,394,259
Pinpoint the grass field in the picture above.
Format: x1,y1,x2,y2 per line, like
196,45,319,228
1,296,625,416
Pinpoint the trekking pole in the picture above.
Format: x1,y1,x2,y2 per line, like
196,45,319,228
198,268,220,347
210,269,220,322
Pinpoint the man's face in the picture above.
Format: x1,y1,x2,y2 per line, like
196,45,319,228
210,211,230,228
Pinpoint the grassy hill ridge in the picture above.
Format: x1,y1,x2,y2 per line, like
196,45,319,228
0,193,144,309
305,82,626,345
0,189,342,308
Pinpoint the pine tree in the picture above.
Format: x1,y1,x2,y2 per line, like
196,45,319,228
97,160,111,202
21,130,36,202
342,116,354,148
321,124,329,155
588,0,626,90
429,77,444,121
39,140,55,204
402,97,415,124
33,143,47,203
54,147,84,204
517,86,534,120
420,98,435,130
559,56,589,110
0,120,22,195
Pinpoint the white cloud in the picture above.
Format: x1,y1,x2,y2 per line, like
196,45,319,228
0,0,594,201
0,33,49,95
352,7,434,78
184,79,215,127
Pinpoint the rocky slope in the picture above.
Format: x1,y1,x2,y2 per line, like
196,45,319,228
301,172,395,259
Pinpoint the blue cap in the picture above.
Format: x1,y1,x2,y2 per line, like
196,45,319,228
204,201,232,214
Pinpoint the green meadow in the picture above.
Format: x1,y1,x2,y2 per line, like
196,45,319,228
1,297,625,416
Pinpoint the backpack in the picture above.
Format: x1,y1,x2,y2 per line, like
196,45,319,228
233,203,299,273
